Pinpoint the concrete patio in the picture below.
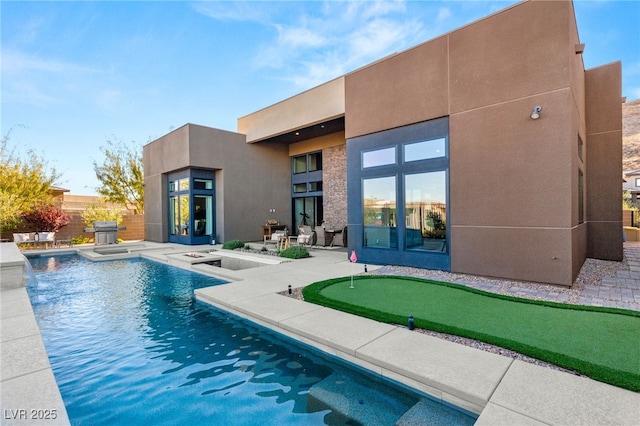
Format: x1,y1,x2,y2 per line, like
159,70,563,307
1,241,639,425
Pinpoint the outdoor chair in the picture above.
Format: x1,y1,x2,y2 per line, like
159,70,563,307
314,226,329,246
39,232,56,249
13,233,34,248
264,229,288,247
331,226,348,247
296,225,315,247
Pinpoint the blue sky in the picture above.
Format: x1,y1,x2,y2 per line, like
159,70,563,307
2,0,639,195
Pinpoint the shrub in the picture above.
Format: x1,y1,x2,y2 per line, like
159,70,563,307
279,246,310,259
71,236,91,245
21,202,71,232
222,239,244,250
244,244,251,250
81,199,124,227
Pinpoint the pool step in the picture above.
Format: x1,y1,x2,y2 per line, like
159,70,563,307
307,373,414,425
396,398,476,425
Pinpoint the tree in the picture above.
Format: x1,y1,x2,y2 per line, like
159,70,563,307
93,138,144,214
21,202,71,232
0,128,61,232
80,199,124,227
623,190,638,210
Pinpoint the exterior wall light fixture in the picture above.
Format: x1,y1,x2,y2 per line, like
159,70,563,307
530,105,542,120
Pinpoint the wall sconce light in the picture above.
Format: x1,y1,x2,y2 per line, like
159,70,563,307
530,105,542,120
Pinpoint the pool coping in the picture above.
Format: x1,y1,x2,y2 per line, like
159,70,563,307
191,249,640,425
1,242,639,425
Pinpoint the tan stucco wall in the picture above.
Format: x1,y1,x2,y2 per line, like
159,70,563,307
144,124,291,243
344,35,449,139
238,77,345,143
448,0,572,115
344,0,602,285
144,125,189,242
449,90,577,284
585,62,623,261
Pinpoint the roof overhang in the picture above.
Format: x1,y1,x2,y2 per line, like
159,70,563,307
238,77,345,144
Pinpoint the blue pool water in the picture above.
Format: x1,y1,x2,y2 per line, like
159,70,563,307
27,255,476,425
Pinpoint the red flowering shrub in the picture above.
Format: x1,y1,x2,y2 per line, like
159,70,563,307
21,203,71,232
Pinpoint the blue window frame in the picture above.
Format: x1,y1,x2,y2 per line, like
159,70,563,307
347,117,450,271
168,169,215,245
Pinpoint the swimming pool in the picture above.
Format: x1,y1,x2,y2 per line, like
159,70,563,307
27,255,476,425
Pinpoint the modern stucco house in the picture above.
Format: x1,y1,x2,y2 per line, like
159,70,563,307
144,0,623,286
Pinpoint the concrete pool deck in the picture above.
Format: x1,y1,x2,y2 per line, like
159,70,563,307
1,242,639,425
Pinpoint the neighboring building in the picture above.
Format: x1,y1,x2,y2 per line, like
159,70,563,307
624,170,640,207
144,0,623,286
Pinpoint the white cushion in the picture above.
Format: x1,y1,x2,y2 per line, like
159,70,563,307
40,232,56,242
297,234,311,243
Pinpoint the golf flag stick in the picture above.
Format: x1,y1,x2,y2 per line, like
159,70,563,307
350,251,357,288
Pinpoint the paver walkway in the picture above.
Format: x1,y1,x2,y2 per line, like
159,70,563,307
592,242,640,309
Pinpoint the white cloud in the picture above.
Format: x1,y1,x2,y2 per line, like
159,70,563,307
1,49,95,74
192,1,274,23
276,24,327,49
347,18,422,64
2,79,59,106
349,0,407,21
437,7,451,23
1,49,100,107
196,0,426,91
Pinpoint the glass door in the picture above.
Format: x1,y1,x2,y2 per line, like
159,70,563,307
293,197,323,232
193,195,213,236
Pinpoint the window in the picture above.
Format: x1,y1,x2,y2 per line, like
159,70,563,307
363,176,397,248
578,136,584,161
170,195,191,235
405,172,447,252
349,117,449,269
293,156,307,174
308,181,323,192
193,195,212,236
194,179,213,190
579,171,584,223
636,178,640,188
169,197,178,235
404,138,446,162
362,147,396,168
293,183,307,193
308,152,322,172
293,152,322,174
168,170,215,243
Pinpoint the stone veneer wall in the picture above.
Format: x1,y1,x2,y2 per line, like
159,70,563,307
322,144,347,228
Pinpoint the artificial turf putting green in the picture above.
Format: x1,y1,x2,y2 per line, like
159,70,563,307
302,275,640,392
